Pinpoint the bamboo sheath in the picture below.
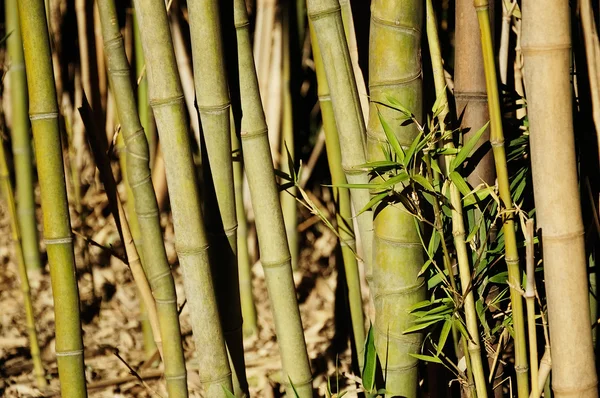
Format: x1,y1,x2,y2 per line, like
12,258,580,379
226,0,313,396
522,0,599,396
133,0,234,395
310,22,366,370
187,0,248,395
307,0,374,285
99,0,192,386
367,0,425,395
5,0,42,274
17,0,87,395
0,140,46,388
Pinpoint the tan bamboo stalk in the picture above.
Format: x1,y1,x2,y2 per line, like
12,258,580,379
580,0,600,148
281,5,299,271
266,20,283,163
367,0,426,394
310,21,366,369
0,139,46,388
307,0,373,285
499,0,516,85
187,0,248,395
151,145,168,211
99,1,189,395
17,0,87,394
522,0,599,395
426,2,487,396
232,119,258,337
524,220,538,398
226,0,313,395
5,0,42,273
133,0,234,395
169,8,201,144
514,17,527,121
475,1,529,396
93,2,108,111
339,0,369,121
455,0,495,187
254,0,277,102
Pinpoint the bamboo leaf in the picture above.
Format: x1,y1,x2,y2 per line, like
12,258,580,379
403,318,442,333
409,353,442,364
358,191,389,216
222,387,237,398
411,174,434,192
403,131,423,168
362,325,377,393
450,122,490,172
380,171,410,189
384,96,414,119
449,171,472,197
437,318,452,355
378,110,405,163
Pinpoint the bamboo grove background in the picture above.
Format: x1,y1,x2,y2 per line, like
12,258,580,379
0,0,599,396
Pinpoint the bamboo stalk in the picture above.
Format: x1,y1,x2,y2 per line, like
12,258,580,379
307,0,373,285
580,0,600,151
266,20,283,164
524,220,538,398
367,0,425,394
426,3,485,396
133,0,234,395
187,0,248,395
0,139,46,388
281,4,299,271
522,0,598,395
232,117,258,337
310,21,366,370
5,0,42,274
225,0,313,395
17,0,87,394
99,1,190,396
475,1,529,396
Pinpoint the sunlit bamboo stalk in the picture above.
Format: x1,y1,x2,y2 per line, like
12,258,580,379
524,220,538,398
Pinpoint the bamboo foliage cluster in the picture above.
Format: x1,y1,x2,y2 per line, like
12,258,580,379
3,0,600,397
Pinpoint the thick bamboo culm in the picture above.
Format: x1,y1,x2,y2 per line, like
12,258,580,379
17,0,87,395
0,140,46,388
426,2,487,396
522,0,599,396
368,0,425,395
281,3,299,271
475,1,529,396
455,0,495,187
99,2,188,389
187,0,247,395
232,118,258,337
306,0,374,285
133,0,234,396
310,22,366,370
226,0,313,396
5,0,42,274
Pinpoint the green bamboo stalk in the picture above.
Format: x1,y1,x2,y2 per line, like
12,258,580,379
521,0,598,395
5,0,42,274
310,22,366,370
187,1,247,395
474,1,529,396
232,118,258,337
225,0,313,396
133,1,234,396
306,0,373,286
0,140,46,388
98,2,189,395
133,11,156,167
425,3,481,396
367,0,425,395
17,0,86,395
281,3,299,271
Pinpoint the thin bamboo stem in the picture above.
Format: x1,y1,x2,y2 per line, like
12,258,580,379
5,0,42,274
310,21,366,371
475,2,529,396
134,0,234,395
225,0,313,395
99,2,189,396
524,220,538,398
0,139,46,388
187,0,247,394
307,0,373,286
522,0,598,395
580,0,600,153
17,0,87,394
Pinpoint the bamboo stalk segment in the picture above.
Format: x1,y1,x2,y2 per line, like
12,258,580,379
17,0,87,395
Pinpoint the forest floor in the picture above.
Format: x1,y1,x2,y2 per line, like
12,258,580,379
0,173,369,397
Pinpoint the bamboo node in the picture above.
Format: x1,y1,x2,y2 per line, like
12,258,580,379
150,95,184,108
490,138,505,147
234,20,250,29
199,372,233,384
521,43,571,54
542,230,584,241
29,111,59,121
371,14,421,35
164,373,187,381
307,5,341,21
55,349,84,357
282,375,313,388
135,209,159,219
374,280,426,300
154,298,177,305
339,238,356,248
44,236,73,245
176,244,210,256
317,94,331,102
240,127,268,139
197,102,230,114
147,269,174,287
261,256,292,269
103,35,124,50
108,68,130,77
129,174,152,189
369,71,422,89
454,91,488,102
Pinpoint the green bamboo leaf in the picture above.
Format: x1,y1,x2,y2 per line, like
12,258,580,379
362,324,377,393
358,191,389,216
450,122,489,172
385,96,414,119
463,185,495,207
380,170,410,189
409,353,443,364
437,318,452,355
403,318,442,333
288,376,301,398
449,171,472,197
430,157,442,175
355,160,400,170
329,183,377,189
433,147,460,156
222,387,237,398
403,132,423,168
431,86,448,118
418,259,433,277
378,110,405,163
411,174,434,191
